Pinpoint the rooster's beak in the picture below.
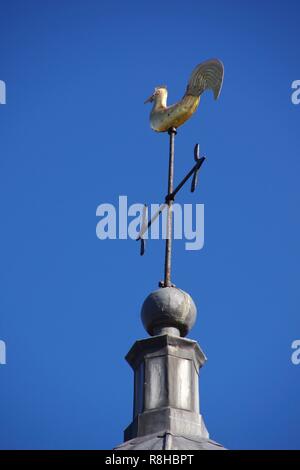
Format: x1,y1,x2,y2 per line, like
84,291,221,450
144,94,154,104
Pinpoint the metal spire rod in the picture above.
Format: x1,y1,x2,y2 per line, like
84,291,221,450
164,127,177,287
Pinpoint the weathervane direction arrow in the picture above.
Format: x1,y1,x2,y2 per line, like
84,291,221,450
137,144,205,243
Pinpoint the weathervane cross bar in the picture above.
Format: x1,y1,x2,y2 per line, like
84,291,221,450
137,130,206,288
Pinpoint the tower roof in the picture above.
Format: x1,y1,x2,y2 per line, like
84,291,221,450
115,431,225,451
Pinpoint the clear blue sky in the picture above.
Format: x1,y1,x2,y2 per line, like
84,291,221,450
0,0,299,450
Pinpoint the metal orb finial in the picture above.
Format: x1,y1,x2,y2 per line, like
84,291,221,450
141,287,197,337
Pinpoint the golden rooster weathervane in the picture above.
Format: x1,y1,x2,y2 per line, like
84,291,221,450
144,59,224,132
138,58,224,288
